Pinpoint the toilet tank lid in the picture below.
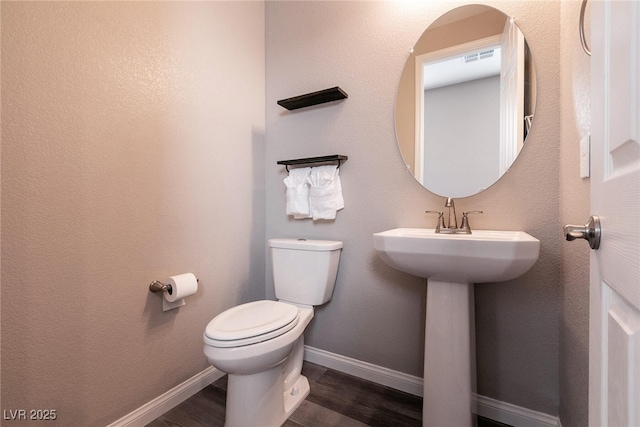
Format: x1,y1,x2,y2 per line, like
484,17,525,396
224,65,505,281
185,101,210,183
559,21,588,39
268,238,343,251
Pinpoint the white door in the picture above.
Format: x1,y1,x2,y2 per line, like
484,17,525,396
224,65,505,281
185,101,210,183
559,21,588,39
589,1,640,425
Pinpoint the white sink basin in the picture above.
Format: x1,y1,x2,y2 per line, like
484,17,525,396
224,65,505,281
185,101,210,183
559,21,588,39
373,228,540,283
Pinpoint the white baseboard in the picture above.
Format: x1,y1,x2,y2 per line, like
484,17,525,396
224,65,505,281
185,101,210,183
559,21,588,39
475,394,560,427
303,345,424,396
105,366,225,427
304,345,560,427
108,346,560,427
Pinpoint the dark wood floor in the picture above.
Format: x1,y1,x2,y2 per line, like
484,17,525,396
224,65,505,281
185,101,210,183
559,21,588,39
147,361,510,427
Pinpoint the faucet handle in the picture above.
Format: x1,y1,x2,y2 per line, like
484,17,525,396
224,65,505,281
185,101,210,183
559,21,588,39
460,211,483,233
425,211,445,232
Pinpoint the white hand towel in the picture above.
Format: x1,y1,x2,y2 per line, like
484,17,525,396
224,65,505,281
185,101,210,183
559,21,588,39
284,167,311,219
308,165,344,220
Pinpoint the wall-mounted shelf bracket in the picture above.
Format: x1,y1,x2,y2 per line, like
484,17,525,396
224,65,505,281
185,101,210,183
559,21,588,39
277,87,348,111
277,155,348,172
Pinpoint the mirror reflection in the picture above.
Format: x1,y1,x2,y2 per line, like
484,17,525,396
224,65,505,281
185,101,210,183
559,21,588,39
395,5,536,198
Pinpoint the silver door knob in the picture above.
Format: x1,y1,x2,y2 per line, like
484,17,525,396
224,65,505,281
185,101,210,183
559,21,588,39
563,215,601,250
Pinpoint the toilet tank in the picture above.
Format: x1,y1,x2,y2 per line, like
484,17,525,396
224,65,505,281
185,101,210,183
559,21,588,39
268,238,342,305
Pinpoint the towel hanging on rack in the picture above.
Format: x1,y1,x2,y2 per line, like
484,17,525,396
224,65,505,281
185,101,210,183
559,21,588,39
284,167,312,219
307,165,344,220
283,165,344,220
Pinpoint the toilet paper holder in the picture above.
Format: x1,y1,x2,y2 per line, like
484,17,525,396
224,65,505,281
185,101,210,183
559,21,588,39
149,278,199,296
149,280,173,295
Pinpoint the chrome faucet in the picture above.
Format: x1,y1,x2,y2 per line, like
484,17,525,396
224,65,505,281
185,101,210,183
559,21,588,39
425,198,483,234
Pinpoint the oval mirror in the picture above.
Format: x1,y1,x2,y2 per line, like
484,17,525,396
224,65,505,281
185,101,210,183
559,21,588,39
395,5,536,198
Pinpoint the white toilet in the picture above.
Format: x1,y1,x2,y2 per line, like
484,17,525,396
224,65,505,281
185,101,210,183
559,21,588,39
203,238,342,427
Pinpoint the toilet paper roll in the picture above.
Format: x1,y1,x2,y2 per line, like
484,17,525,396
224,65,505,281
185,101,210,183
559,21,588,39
164,273,198,302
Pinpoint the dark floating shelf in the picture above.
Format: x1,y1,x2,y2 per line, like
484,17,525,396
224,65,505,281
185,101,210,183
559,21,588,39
277,155,348,171
277,87,348,111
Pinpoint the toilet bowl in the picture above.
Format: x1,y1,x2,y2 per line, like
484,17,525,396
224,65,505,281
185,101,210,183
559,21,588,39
203,238,342,427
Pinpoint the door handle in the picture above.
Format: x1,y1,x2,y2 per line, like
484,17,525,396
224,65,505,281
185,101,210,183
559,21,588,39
563,215,601,249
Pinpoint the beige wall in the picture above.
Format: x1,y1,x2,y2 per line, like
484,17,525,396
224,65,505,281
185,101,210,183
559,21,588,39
1,2,265,425
266,0,562,416
559,1,591,426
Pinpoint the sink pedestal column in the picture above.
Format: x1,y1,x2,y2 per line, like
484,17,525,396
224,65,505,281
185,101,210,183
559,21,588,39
423,279,476,427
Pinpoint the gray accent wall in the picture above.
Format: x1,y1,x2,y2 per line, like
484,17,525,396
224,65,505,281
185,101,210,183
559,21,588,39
266,0,563,417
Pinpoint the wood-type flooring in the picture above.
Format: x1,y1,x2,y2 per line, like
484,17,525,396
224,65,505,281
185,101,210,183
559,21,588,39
147,361,510,427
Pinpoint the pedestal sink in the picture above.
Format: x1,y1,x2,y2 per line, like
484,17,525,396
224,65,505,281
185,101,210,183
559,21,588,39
372,228,540,427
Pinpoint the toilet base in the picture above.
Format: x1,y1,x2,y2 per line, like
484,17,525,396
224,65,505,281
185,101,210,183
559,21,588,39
224,368,309,427
283,374,310,421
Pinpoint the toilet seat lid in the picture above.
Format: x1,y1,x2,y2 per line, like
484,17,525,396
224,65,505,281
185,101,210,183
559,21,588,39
204,300,299,347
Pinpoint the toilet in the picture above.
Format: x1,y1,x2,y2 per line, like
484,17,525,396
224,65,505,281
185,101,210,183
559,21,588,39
203,238,342,427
